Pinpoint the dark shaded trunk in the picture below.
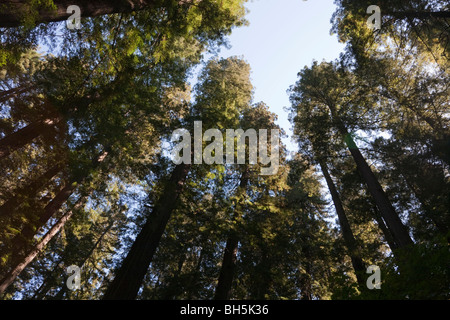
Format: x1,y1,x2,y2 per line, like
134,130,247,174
0,86,31,104
214,235,239,300
0,117,62,159
319,161,366,285
214,169,249,300
102,163,191,300
0,197,84,295
372,205,399,251
329,109,414,249
0,164,63,219
344,135,414,248
0,0,192,28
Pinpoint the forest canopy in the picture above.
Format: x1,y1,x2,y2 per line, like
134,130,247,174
0,0,448,301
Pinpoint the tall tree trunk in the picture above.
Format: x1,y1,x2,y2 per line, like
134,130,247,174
329,110,414,248
102,163,191,300
0,197,84,295
0,0,193,28
11,182,78,254
214,235,239,300
1,151,108,268
0,164,63,220
214,169,249,300
372,205,399,251
319,160,366,285
0,86,32,104
0,117,62,160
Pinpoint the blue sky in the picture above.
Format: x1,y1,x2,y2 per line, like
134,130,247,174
214,0,345,153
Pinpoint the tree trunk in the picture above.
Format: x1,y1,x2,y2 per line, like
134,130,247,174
1,151,108,268
0,164,62,220
102,162,191,300
214,235,239,300
1,181,78,271
0,198,83,295
0,86,31,104
0,0,193,28
344,137,413,248
372,205,399,251
214,169,249,300
330,111,414,249
319,160,366,285
0,117,62,160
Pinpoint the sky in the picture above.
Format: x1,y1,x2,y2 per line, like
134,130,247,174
213,0,345,153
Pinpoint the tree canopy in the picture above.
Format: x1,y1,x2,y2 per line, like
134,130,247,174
0,0,448,301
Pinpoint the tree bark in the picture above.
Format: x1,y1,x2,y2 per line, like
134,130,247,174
214,169,249,300
0,117,62,160
1,151,108,268
0,164,62,220
319,160,366,285
102,162,191,300
0,0,193,28
329,110,414,249
0,198,83,295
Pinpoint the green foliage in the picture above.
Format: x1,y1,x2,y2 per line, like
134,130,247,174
0,0,448,301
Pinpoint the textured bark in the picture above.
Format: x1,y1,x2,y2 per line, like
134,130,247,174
0,0,193,27
0,117,62,160
103,163,191,300
319,160,366,285
214,169,249,300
